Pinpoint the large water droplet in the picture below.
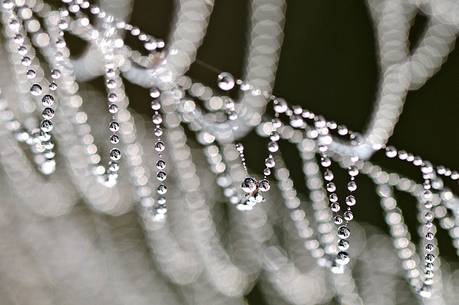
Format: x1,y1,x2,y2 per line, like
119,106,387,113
30,84,43,96
217,72,235,91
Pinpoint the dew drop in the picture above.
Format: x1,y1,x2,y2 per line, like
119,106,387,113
217,72,235,91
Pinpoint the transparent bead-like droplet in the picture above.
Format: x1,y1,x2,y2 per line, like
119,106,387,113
347,181,357,191
241,177,257,193
330,202,340,212
109,161,120,172
263,168,271,176
40,120,53,132
110,148,121,161
110,134,120,144
108,93,118,102
258,179,270,192
273,98,288,113
265,157,275,168
108,104,118,114
385,146,397,158
329,193,338,202
343,210,354,221
335,251,350,265
156,160,166,170
157,184,167,195
51,69,61,79
106,79,117,89
338,239,349,251
334,215,344,225
326,182,336,192
42,108,55,120
321,157,331,167
419,285,432,298
26,69,36,79
268,141,279,153
155,141,165,152
154,203,167,216
337,225,350,239
151,100,161,111
324,169,334,181
156,171,166,181
348,166,359,176
290,115,304,128
217,72,235,91
30,84,43,96
42,95,55,106
150,87,160,98
21,56,31,66
270,131,280,142
235,143,244,152
154,127,163,137
109,121,120,132
152,114,162,124
345,195,356,206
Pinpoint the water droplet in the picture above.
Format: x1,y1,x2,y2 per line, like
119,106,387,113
40,120,53,132
26,69,36,79
154,141,165,152
217,72,235,91
344,210,353,221
258,179,270,192
268,141,278,153
156,160,166,170
241,177,257,193
108,104,118,114
345,195,356,206
42,107,55,119
347,181,357,192
338,239,349,251
109,148,121,161
154,127,163,137
110,134,120,144
265,157,275,168
157,184,167,195
150,87,160,98
337,225,350,239
51,69,61,79
156,171,167,181
30,84,43,96
109,121,120,132
151,100,161,111
152,114,162,125
235,143,244,153
41,94,55,106
335,251,350,265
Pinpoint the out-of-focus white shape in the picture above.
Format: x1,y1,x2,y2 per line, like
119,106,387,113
331,0,457,159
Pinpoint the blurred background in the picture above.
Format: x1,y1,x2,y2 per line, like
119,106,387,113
0,0,458,305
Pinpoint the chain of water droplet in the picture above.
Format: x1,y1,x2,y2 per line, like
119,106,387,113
1,0,61,175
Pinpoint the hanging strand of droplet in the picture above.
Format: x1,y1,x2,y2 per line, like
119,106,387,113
63,0,164,53
58,1,166,189
216,72,276,208
1,1,59,175
61,0,170,218
312,116,359,271
90,14,123,187
235,104,279,209
150,87,168,219
384,146,440,298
